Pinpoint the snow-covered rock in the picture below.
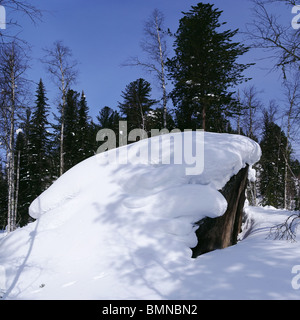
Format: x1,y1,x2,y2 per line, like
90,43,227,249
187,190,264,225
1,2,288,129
2,132,299,300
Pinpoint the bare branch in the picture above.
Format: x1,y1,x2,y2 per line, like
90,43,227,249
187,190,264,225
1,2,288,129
122,9,170,128
268,212,300,241
42,40,78,94
1,0,42,23
42,40,78,176
0,0,42,44
246,0,300,76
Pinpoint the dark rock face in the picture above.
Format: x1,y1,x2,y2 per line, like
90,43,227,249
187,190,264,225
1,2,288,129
192,165,249,258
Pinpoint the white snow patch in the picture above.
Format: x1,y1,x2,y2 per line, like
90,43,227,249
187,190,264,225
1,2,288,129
2,132,297,300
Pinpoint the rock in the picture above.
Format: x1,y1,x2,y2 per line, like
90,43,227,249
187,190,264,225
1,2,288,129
192,165,249,258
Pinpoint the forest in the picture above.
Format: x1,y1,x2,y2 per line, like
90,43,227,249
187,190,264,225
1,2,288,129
0,0,299,232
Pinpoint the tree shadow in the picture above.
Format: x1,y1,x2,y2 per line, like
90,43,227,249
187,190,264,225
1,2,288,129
1,198,42,300
91,164,300,299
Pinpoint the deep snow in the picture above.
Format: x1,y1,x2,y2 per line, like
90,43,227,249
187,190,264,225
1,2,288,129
0,131,299,300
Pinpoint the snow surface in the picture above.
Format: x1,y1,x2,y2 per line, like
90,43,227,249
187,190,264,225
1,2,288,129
0,132,299,300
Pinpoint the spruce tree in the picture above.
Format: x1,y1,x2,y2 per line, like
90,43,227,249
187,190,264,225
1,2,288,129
259,113,289,208
64,89,79,172
77,91,93,163
145,106,175,132
167,2,252,132
118,78,157,132
29,79,51,199
95,106,121,151
97,106,120,130
15,129,31,227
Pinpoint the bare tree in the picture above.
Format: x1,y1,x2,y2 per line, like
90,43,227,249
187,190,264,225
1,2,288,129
247,0,300,77
282,73,300,208
240,85,263,139
0,0,42,43
0,41,30,232
123,9,169,128
42,41,78,176
236,86,264,206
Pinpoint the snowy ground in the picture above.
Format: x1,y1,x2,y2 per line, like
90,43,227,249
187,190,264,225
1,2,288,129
0,132,299,300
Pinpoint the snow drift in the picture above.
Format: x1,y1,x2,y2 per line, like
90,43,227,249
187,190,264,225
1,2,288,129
1,132,299,300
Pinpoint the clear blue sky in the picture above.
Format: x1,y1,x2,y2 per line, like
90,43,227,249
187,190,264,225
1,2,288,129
5,0,300,157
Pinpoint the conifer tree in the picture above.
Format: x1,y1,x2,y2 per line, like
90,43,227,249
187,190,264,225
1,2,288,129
259,113,289,208
29,79,51,199
145,106,175,132
43,41,78,176
118,78,157,132
15,129,31,227
0,42,30,232
77,91,93,163
167,2,252,132
97,106,120,130
96,106,121,150
64,89,79,172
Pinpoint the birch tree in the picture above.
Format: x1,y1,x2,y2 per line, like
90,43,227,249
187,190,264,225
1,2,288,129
43,41,78,176
124,9,169,128
282,73,300,209
248,0,300,210
0,42,29,232
118,78,157,133
0,0,42,43
247,0,300,77
240,85,263,140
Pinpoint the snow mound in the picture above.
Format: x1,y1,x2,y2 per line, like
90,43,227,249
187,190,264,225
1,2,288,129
7,132,300,300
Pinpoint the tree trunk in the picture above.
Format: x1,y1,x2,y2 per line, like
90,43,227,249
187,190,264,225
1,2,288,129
155,14,167,129
192,165,249,257
14,150,21,227
60,72,66,177
7,67,17,233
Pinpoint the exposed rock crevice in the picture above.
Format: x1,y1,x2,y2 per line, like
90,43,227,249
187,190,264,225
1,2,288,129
192,165,249,258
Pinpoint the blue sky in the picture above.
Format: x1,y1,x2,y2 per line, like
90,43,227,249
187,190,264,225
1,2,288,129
11,0,264,114
5,0,300,157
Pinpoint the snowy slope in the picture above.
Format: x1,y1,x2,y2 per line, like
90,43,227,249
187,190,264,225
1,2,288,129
0,132,299,300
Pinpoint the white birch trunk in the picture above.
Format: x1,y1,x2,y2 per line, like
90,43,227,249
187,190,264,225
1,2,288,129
59,60,66,177
155,15,167,129
7,76,16,233
14,149,21,227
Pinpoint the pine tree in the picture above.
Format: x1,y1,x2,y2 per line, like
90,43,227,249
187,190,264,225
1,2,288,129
64,89,79,172
15,128,31,227
118,78,157,132
167,2,252,132
29,79,51,200
145,106,175,132
95,106,121,151
97,106,120,130
259,113,289,208
77,91,93,163
43,41,78,176
53,89,94,172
